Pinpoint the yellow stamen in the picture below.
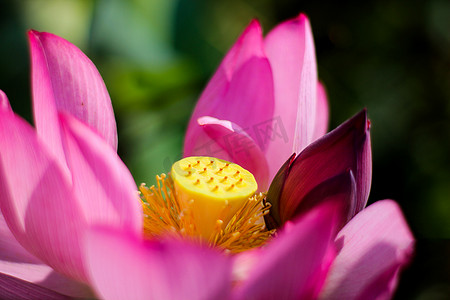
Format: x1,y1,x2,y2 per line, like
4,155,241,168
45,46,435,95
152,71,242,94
140,156,274,253
210,193,274,253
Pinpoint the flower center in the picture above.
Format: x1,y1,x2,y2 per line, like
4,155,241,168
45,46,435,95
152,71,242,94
140,156,275,253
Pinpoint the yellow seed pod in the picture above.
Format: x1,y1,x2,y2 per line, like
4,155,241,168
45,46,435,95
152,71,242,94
171,156,258,239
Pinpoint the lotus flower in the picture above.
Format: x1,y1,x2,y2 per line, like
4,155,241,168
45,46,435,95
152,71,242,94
184,13,329,191
0,16,414,300
0,31,142,297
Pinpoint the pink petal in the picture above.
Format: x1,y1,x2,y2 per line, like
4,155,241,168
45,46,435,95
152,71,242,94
319,200,414,300
186,20,264,121
29,30,117,157
263,13,318,181
0,111,87,281
195,116,269,190
0,214,39,264
217,19,265,79
0,90,12,112
185,57,275,159
1,215,93,297
355,263,402,300
59,113,142,234
235,198,343,300
184,20,275,157
84,227,231,300
0,261,93,298
232,249,262,284
313,81,329,140
211,57,274,142
280,109,371,222
0,273,71,300
28,31,66,172
0,112,141,283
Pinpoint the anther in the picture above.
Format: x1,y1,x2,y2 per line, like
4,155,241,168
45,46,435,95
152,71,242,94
215,219,224,230
208,177,214,183
194,179,200,185
212,185,219,191
220,176,228,182
233,170,240,177
236,178,243,185
216,168,223,174
200,167,207,174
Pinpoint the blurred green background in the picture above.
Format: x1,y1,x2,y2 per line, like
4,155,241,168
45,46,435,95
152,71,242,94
1,0,449,298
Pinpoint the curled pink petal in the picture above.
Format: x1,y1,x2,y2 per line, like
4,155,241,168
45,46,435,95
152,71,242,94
185,57,275,160
196,116,269,190
280,109,371,222
59,113,142,233
235,198,344,300
313,81,329,140
84,227,231,300
0,90,12,112
264,13,318,181
29,30,117,155
184,20,275,158
320,200,414,300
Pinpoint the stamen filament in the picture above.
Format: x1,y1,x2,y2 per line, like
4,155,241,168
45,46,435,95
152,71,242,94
140,174,274,254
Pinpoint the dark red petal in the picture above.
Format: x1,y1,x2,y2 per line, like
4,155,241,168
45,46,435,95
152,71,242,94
292,170,356,231
264,153,296,229
280,109,371,223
